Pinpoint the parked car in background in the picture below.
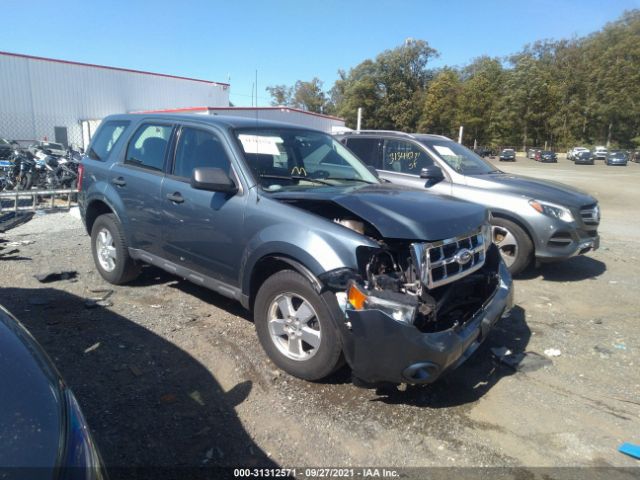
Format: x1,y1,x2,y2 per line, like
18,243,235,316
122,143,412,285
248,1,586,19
499,148,516,161
594,146,608,160
0,304,104,477
631,150,640,163
535,150,558,163
574,151,595,165
527,148,540,159
79,114,513,386
474,146,494,158
605,150,628,166
29,141,66,158
567,147,589,161
338,131,600,275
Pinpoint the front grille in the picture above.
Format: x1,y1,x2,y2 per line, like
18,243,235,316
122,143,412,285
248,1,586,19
580,204,600,226
412,229,487,290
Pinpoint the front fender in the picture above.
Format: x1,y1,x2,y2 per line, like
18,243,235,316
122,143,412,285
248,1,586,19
240,224,373,297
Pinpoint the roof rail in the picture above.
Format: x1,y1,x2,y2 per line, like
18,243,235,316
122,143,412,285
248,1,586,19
339,130,416,139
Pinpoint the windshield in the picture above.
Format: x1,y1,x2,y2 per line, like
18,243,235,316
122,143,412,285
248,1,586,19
418,137,497,175
235,128,378,191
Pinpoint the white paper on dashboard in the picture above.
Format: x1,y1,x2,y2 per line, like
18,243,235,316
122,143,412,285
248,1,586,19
433,145,456,157
238,135,282,155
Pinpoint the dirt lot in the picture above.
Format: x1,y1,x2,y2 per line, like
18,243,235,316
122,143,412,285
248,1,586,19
1,156,639,476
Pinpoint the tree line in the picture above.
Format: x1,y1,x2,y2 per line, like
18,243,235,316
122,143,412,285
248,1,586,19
266,10,640,150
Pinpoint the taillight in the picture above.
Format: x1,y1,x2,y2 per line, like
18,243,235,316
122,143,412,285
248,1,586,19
77,163,84,191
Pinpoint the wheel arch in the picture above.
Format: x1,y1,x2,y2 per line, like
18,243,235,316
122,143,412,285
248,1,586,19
245,254,323,311
489,210,537,254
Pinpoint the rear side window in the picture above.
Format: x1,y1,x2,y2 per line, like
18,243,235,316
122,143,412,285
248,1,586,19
346,138,382,168
88,121,129,160
125,124,172,171
173,127,232,179
383,139,432,174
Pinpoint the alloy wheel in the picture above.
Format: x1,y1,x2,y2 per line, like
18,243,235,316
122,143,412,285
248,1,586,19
267,293,321,361
492,225,519,268
96,228,117,272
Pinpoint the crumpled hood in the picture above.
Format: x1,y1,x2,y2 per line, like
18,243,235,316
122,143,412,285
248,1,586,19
270,183,487,241
468,173,596,208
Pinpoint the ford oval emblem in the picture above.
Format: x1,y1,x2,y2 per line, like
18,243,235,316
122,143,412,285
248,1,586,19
455,249,473,266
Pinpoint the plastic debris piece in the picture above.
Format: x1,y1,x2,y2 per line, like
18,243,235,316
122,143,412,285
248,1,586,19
544,348,562,357
613,343,627,350
34,271,78,283
618,443,640,460
84,342,100,354
189,390,205,406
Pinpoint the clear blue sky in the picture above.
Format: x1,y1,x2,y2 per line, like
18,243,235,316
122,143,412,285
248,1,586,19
2,0,638,106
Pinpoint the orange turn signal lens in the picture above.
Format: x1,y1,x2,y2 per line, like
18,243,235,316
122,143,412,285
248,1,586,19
529,200,544,214
347,283,368,310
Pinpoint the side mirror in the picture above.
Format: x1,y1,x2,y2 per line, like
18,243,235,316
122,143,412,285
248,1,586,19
420,165,444,180
191,167,238,194
366,165,379,178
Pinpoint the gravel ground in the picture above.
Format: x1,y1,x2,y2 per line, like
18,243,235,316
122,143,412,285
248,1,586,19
0,157,639,476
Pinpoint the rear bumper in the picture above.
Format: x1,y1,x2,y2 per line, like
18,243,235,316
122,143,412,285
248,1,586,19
341,261,513,385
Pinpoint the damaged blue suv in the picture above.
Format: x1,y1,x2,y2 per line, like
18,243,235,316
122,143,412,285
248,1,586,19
79,114,513,385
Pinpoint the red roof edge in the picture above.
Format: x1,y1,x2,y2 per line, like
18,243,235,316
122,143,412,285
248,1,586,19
0,51,230,87
208,106,344,121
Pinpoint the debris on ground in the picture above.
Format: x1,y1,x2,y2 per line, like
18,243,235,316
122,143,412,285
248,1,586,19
618,442,640,460
84,342,101,354
189,390,205,406
34,271,78,283
613,343,627,350
594,345,613,358
544,348,562,357
5,240,35,247
84,289,114,309
491,347,553,372
129,365,143,377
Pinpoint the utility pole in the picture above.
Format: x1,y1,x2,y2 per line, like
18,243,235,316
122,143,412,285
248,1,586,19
357,108,362,131
458,125,464,144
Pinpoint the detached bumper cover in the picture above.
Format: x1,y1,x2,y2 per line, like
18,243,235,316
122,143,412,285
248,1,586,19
342,261,514,385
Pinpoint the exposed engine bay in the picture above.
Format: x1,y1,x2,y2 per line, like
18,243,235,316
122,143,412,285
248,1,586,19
278,198,500,334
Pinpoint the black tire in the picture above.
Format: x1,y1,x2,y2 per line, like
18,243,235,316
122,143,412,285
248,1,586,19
490,217,534,276
254,270,343,381
90,213,140,284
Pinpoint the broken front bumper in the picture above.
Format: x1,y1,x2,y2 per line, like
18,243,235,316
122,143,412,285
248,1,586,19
341,260,514,385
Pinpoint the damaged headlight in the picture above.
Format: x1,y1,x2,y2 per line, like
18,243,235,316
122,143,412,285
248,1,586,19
529,200,574,223
346,282,417,325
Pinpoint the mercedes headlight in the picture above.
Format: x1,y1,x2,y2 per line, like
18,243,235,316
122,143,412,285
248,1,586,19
529,200,574,223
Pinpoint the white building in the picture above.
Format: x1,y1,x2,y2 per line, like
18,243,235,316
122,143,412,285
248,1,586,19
0,51,230,149
138,106,347,134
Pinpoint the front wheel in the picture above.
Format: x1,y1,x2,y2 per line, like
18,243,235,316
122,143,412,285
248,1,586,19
491,217,533,276
254,270,343,381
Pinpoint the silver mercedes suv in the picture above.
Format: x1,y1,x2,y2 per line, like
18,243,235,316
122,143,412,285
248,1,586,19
338,131,600,275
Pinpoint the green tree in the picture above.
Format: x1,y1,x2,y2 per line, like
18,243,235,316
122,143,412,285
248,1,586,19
418,68,461,137
265,84,293,106
334,39,439,130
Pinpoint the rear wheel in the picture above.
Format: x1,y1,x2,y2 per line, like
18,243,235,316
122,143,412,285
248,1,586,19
491,217,533,275
90,213,140,284
254,270,343,381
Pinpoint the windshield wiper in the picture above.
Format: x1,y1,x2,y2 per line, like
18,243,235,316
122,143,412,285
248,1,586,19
259,174,334,186
326,177,375,184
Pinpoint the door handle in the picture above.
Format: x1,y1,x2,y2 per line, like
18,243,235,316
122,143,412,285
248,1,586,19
112,177,126,187
166,192,184,204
